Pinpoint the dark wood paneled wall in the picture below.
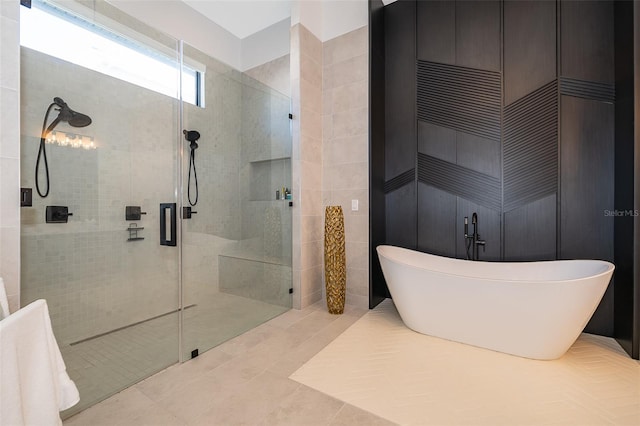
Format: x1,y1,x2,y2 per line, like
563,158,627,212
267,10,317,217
559,0,615,335
370,0,639,357
613,0,638,358
369,0,388,307
384,0,416,250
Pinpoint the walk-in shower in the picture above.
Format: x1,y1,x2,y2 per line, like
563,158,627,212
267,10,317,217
19,0,292,418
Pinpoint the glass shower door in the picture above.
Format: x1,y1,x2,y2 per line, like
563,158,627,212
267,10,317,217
19,0,180,417
180,42,293,360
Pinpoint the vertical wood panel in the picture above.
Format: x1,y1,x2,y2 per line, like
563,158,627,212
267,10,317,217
560,98,614,260
416,0,455,64
456,0,501,71
561,0,614,83
385,183,417,249
504,195,557,261
369,0,389,306
417,121,456,162
385,0,416,179
504,0,556,106
613,0,637,357
417,183,457,257
456,132,501,179
560,96,614,335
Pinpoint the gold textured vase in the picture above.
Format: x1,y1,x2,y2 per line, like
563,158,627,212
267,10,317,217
324,206,346,314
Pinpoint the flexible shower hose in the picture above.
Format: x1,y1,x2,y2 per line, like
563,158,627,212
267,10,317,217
35,102,57,198
188,146,198,206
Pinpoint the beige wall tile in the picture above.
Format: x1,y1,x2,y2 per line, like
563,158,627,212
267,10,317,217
345,241,368,270
291,268,302,309
300,239,323,269
346,267,369,297
1,0,19,21
300,106,322,140
324,55,367,90
331,162,368,191
344,214,369,244
0,17,19,90
323,90,333,116
301,159,322,192
323,112,334,140
244,54,290,97
299,25,322,65
300,189,323,216
330,134,368,165
301,288,322,308
0,225,19,309
301,264,323,295
300,78,322,114
323,26,368,67
344,292,368,309
0,157,19,225
300,133,323,163
0,88,19,158
332,107,368,138
0,5,20,310
331,80,367,114
301,214,324,243
300,53,322,88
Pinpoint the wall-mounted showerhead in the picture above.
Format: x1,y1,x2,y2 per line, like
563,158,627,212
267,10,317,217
183,130,200,150
43,97,92,138
53,97,92,128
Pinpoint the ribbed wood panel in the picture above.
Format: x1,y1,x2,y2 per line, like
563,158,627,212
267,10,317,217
417,153,501,211
416,60,502,141
384,169,415,194
559,77,615,103
504,80,558,212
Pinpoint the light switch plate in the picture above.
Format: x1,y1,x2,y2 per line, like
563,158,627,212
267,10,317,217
351,199,359,211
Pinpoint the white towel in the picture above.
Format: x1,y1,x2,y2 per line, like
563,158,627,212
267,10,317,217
0,299,80,426
0,277,10,319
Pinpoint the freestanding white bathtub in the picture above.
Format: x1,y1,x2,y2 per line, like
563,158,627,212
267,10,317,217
376,245,615,360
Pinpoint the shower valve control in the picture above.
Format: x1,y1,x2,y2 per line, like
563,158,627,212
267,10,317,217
46,206,72,223
125,206,147,221
183,206,198,219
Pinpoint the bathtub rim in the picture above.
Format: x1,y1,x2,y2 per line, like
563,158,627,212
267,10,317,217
376,244,615,284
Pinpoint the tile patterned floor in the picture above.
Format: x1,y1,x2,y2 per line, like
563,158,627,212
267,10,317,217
63,301,393,426
291,299,640,426
61,292,289,418
64,298,640,426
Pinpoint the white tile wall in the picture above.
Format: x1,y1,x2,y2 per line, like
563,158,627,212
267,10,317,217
0,0,21,313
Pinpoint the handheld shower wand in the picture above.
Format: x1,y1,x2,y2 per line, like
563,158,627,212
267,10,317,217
183,130,201,206
36,97,92,197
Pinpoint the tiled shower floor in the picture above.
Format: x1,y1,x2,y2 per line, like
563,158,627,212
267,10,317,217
61,292,289,418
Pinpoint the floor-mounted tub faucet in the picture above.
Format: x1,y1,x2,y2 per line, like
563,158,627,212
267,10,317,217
464,212,485,260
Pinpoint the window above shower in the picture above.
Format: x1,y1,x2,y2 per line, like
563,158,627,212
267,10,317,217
20,0,205,107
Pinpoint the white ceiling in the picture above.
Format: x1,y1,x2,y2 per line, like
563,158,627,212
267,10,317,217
181,0,292,39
